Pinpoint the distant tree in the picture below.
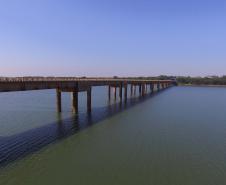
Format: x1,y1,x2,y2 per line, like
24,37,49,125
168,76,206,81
176,75,226,85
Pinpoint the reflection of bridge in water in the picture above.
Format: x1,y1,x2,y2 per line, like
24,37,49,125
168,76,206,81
0,77,175,113
0,85,172,167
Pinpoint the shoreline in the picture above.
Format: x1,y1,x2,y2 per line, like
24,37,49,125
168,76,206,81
178,84,226,88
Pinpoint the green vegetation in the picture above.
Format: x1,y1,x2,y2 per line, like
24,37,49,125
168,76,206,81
176,76,226,86
129,75,226,86
149,75,226,86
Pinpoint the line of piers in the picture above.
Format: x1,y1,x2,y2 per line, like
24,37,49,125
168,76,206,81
56,82,172,113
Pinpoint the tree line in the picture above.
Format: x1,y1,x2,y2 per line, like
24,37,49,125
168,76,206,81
152,75,226,85
176,76,226,85
124,75,226,85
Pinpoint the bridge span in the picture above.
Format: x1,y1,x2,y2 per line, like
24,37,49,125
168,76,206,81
0,77,175,113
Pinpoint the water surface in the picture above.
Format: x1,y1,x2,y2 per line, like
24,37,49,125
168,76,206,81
0,86,226,185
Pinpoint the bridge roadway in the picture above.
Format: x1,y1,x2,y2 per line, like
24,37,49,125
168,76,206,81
0,77,174,113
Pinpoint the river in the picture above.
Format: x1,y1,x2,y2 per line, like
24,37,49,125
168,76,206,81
0,86,226,185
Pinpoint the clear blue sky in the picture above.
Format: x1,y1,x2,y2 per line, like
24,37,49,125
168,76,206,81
0,0,225,77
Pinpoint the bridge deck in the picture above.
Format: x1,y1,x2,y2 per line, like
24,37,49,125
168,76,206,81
0,78,173,92
0,77,174,113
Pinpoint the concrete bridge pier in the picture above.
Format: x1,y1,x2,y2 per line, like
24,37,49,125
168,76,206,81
119,84,123,101
124,84,128,102
108,86,111,100
157,83,160,91
72,91,78,113
87,87,92,113
56,86,91,113
114,87,117,100
150,84,153,93
142,84,145,97
139,84,142,96
130,84,133,96
56,89,62,112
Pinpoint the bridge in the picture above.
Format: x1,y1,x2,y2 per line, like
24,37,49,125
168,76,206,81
0,77,175,113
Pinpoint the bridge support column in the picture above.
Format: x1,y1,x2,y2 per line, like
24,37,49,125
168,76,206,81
157,83,160,91
130,85,133,96
134,85,136,95
150,84,152,92
119,84,123,101
114,87,117,100
142,84,145,97
108,86,111,100
87,87,92,112
139,84,142,96
56,89,62,112
124,84,127,102
72,91,78,113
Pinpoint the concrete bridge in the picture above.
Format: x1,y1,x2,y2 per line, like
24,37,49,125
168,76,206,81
0,77,175,113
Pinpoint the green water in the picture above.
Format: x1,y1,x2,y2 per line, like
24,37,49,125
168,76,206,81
0,86,226,185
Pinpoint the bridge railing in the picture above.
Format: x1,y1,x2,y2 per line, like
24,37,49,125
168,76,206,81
0,77,174,83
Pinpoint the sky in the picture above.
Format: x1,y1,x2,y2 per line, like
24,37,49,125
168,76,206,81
0,0,225,77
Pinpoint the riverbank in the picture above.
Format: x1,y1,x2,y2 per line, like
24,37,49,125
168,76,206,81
178,84,226,88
